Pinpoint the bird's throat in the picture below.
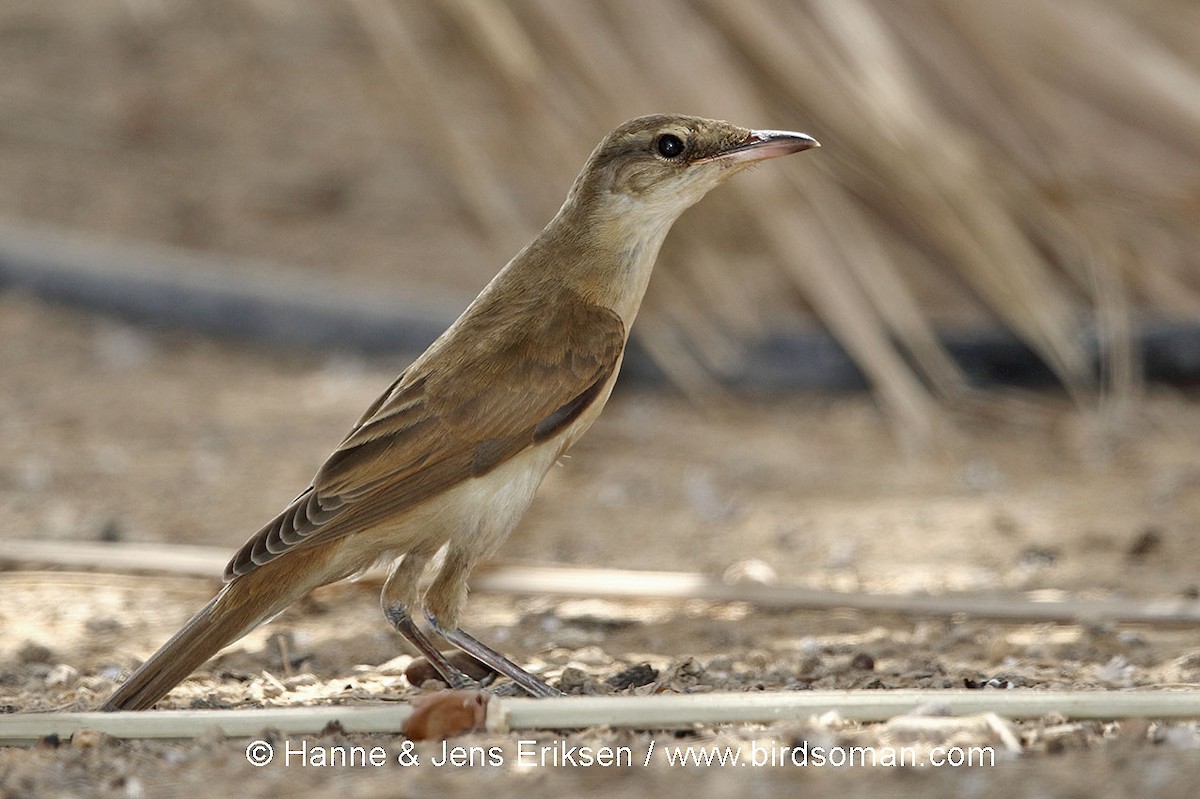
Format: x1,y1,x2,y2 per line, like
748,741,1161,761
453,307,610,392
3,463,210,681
546,192,679,329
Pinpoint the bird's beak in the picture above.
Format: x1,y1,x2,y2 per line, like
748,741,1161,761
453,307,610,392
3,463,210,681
702,129,820,165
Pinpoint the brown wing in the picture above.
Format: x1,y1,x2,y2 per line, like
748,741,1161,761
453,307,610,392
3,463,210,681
224,292,625,580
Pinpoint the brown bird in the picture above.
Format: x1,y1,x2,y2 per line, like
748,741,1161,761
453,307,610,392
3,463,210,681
102,114,818,710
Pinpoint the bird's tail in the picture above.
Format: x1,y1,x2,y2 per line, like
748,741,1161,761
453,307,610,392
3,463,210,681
101,565,304,711
101,593,239,711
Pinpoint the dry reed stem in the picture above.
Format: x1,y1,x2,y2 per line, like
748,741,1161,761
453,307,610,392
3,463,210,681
4,690,1200,745
9,541,1200,626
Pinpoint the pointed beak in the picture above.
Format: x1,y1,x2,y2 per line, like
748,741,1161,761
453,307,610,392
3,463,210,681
707,129,820,165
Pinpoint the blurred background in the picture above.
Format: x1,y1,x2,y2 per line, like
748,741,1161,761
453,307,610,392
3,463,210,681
6,6,1200,788
2,0,1199,435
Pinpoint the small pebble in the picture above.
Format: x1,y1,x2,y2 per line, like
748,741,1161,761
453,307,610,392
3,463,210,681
605,662,658,690
404,651,497,688
45,664,78,688
70,728,104,750
400,690,488,740
1127,526,1162,558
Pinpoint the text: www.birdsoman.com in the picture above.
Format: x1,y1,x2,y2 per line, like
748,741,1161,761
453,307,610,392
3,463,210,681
246,737,997,769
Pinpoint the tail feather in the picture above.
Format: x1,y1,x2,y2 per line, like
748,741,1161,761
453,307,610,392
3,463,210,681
102,578,290,711
103,537,350,711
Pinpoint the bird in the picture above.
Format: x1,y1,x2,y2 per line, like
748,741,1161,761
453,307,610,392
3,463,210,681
101,114,818,710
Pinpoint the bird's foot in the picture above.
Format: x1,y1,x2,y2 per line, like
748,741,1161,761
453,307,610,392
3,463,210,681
425,610,563,698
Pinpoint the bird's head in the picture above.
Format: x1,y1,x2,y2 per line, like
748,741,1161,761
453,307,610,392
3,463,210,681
530,114,818,324
569,114,819,226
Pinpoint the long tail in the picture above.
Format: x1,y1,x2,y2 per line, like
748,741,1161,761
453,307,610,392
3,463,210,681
102,593,243,711
101,548,336,711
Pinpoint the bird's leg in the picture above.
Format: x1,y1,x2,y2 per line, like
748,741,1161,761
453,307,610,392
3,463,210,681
425,612,561,698
424,547,562,698
381,554,474,690
385,605,477,690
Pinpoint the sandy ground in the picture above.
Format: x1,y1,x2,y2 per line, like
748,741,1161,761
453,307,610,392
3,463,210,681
2,296,1200,797
3,2,1200,795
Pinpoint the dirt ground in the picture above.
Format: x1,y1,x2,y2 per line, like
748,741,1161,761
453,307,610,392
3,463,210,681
3,2,1200,795
3,296,1200,797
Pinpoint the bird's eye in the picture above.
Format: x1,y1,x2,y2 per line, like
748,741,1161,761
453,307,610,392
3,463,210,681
656,133,685,159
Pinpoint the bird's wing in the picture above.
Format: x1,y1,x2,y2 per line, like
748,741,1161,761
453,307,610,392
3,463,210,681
224,294,625,580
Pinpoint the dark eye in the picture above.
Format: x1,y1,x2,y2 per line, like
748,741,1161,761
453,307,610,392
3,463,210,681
656,133,685,159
